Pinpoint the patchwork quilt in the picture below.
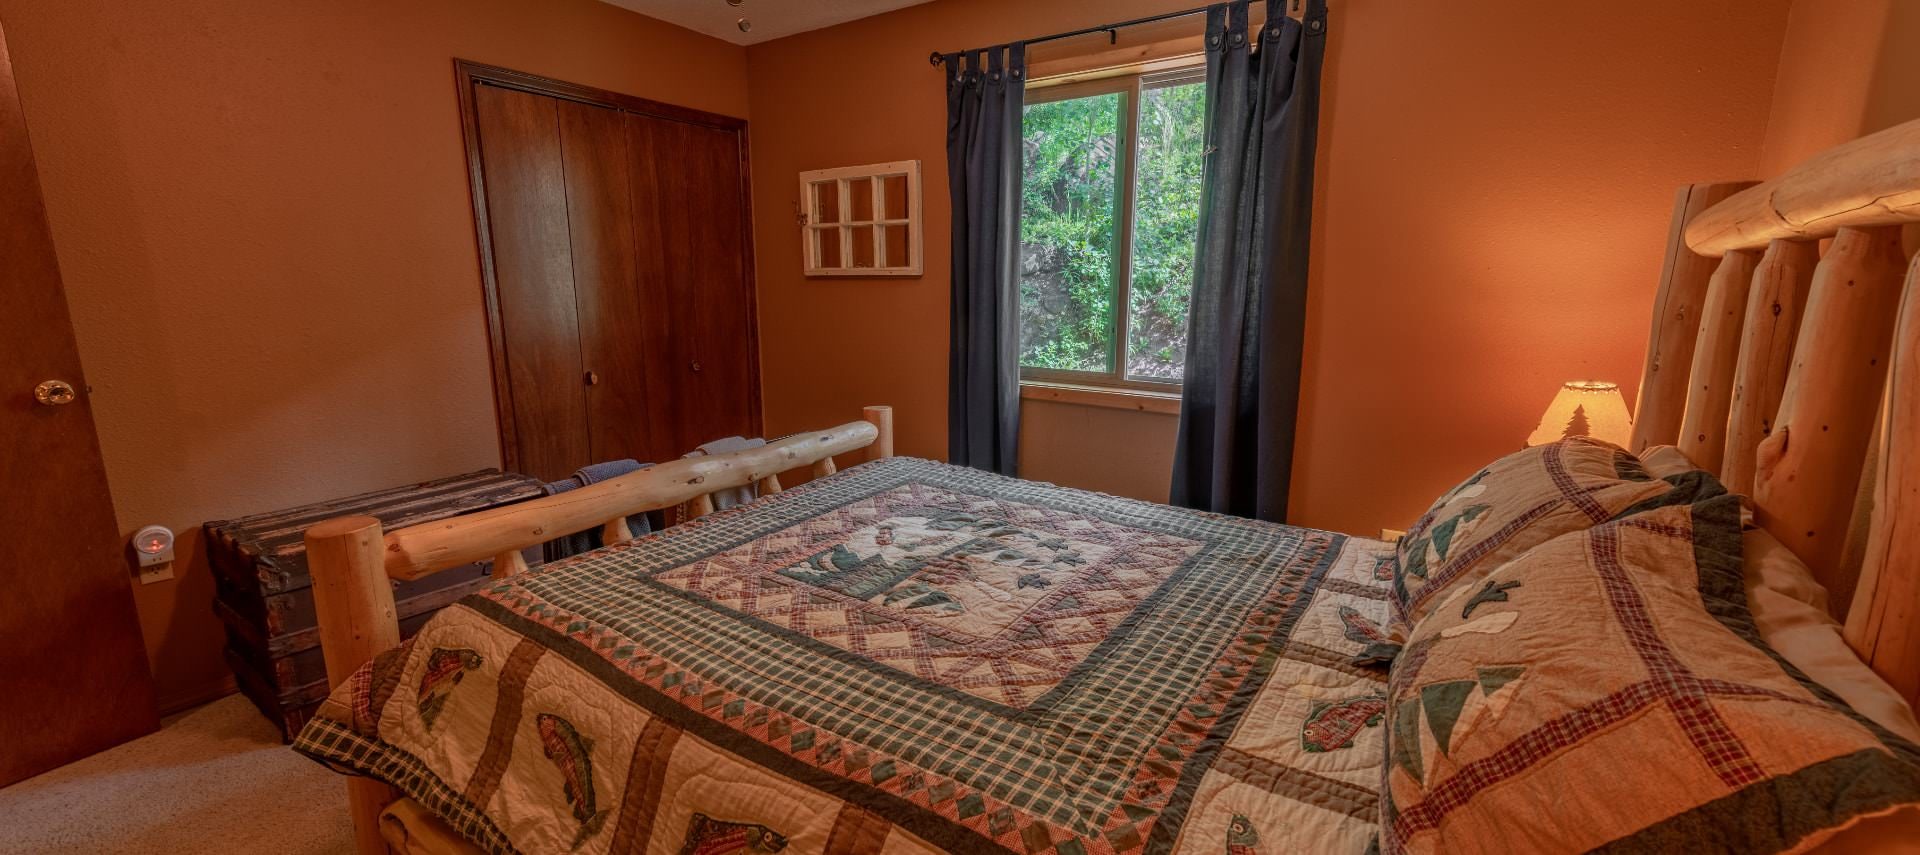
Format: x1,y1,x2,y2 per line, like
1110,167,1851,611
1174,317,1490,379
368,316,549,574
294,458,1397,854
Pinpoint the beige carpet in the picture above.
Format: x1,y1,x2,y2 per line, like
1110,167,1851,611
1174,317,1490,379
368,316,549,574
0,694,352,854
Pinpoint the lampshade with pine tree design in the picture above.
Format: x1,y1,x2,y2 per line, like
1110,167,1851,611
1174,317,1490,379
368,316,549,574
1526,381,1633,447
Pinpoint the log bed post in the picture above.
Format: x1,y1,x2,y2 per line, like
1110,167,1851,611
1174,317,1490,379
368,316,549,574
1678,248,1761,471
306,515,403,855
1632,182,1756,453
864,405,895,461
299,411,888,853
1723,239,1818,494
1846,253,1920,709
1752,225,1908,617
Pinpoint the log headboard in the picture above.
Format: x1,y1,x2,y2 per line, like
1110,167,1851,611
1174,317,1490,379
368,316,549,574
1629,117,1920,709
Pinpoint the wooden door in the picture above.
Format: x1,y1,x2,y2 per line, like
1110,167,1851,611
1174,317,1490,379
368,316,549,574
460,62,761,478
0,18,158,787
626,115,760,451
471,84,590,482
558,100,678,467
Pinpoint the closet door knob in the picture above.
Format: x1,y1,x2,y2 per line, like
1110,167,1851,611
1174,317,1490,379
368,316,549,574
690,361,703,373
584,370,600,386
33,379,77,406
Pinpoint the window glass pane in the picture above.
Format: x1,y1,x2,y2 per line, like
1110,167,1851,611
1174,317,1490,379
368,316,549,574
881,175,909,220
882,224,909,267
813,226,841,269
812,181,841,224
848,177,874,221
1020,91,1121,374
1127,79,1206,382
850,224,876,268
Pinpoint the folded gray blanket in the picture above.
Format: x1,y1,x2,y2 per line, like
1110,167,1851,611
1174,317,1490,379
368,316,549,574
540,459,654,562
681,436,767,511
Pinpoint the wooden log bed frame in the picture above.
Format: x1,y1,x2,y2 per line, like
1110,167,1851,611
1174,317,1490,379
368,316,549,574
306,407,895,854
305,118,1920,853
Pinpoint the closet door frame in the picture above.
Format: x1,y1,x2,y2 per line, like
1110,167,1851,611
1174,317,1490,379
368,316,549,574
453,60,762,474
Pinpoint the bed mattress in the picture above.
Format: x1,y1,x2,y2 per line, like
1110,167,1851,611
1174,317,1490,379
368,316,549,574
294,457,1395,854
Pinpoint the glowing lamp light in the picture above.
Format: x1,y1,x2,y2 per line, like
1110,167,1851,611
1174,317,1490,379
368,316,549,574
1527,380,1633,448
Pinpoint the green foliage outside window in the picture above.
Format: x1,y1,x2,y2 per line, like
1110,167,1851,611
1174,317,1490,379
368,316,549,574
1018,78,1206,381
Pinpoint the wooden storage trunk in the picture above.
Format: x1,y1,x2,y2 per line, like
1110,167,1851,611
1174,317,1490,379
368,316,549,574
206,469,543,740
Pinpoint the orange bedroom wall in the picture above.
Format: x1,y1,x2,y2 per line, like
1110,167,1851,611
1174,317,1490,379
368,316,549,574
0,0,748,712
1759,0,1920,177
744,0,1790,534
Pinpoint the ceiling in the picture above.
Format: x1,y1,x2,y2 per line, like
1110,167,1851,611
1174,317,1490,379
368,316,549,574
601,0,934,46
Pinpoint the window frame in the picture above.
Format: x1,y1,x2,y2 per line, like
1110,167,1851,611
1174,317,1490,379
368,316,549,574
1019,64,1206,393
799,160,924,277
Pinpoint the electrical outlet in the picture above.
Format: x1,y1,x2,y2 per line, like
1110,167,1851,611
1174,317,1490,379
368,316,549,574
1380,528,1407,542
131,524,177,584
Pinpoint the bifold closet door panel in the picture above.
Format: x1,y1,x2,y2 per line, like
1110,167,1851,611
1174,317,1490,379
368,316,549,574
626,114,758,451
474,84,589,482
557,99,675,467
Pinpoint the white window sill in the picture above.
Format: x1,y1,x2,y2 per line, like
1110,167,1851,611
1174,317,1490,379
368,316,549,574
1019,381,1182,415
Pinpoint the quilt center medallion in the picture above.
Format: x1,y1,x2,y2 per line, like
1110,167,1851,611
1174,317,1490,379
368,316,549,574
652,483,1206,708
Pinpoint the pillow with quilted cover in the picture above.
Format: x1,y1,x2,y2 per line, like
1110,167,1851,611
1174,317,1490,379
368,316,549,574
1392,437,1677,636
1380,478,1920,853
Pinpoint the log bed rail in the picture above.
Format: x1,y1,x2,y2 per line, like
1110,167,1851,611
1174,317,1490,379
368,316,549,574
1629,116,1920,720
304,406,893,854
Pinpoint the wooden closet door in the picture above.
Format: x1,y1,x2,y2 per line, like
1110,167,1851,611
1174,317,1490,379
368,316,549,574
461,62,760,475
626,114,759,451
0,18,158,785
473,84,589,482
556,100,676,466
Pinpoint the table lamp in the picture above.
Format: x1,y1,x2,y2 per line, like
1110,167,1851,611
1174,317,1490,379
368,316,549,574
1527,380,1633,448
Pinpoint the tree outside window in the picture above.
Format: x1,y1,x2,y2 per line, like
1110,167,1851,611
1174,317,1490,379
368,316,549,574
1019,67,1206,388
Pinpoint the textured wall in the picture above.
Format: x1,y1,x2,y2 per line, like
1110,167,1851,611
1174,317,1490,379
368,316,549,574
1759,0,1920,176
744,0,1791,533
0,0,748,710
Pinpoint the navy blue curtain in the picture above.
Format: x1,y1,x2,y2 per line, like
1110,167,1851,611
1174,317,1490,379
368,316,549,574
1170,0,1327,521
944,44,1025,475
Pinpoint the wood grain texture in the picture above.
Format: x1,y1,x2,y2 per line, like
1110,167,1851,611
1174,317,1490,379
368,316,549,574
473,84,588,482
460,62,761,476
627,114,762,453
304,515,401,854
1845,253,1920,709
864,405,896,461
1631,182,1757,453
1678,249,1761,471
490,549,529,580
380,420,878,580
0,18,158,787
559,98,658,465
1686,117,1920,256
1724,239,1818,494
1753,226,1908,617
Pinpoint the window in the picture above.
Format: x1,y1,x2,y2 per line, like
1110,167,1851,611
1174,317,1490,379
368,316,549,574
801,160,923,277
1019,67,1206,388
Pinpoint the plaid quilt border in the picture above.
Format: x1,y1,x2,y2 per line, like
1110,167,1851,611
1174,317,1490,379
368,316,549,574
294,716,520,854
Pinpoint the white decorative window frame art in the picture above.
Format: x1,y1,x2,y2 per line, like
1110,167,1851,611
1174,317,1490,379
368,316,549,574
799,160,923,277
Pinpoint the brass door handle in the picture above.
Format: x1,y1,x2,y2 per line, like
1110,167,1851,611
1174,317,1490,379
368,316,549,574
584,370,600,386
33,380,76,406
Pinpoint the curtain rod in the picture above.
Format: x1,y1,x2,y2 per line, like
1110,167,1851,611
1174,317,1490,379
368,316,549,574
927,4,1217,69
